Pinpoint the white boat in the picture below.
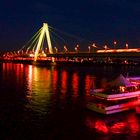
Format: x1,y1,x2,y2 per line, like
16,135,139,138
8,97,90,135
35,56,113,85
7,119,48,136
87,74,140,114
127,76,140,85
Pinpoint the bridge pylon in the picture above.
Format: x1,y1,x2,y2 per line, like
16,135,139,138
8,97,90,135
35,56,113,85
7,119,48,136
34,23,53,61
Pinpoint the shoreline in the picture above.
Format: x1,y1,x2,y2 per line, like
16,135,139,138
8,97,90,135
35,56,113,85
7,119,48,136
0,59,140,67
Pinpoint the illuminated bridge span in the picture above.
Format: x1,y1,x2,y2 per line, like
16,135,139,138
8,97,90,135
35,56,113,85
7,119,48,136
2,23,140,65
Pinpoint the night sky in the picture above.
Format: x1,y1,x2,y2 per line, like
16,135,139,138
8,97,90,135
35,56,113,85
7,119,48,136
1,0,140,51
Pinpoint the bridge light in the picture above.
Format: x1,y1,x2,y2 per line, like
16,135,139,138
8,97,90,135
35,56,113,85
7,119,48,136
113,41,117,45
29,54,34,57
113,41,117,49
75,47,78,52
104,45,108,50
64,45,68,53
45,48,48,53
92,43,96,48
76,44,79,48
54,47,58,53
125,43,128,49
75,44,80,53
88,46,91,52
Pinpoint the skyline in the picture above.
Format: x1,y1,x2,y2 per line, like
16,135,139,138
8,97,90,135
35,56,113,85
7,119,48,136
1,0,140,51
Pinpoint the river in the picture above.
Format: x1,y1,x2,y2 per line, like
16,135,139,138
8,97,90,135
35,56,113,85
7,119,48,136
0,63,140,140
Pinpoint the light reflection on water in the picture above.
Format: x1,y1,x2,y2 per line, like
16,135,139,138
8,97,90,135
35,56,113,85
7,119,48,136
86,112,140,137
1,63,140,139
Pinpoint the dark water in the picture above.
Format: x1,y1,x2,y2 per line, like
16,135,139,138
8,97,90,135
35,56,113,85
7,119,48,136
1,63,140,140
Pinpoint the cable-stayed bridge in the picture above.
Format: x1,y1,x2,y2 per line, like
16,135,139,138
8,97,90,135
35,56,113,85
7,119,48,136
2,23,140,65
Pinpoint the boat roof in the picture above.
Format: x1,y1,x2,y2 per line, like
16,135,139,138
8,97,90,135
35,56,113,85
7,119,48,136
110,74,134,87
